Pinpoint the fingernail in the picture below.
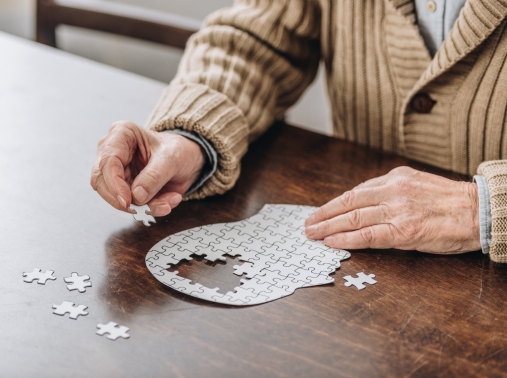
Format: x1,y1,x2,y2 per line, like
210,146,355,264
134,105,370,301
117,195,127,209
132,186,148,203
169,195,182,208
153,204,171,217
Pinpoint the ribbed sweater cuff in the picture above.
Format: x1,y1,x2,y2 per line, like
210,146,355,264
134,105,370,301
146,82,249,200
477,160,507,263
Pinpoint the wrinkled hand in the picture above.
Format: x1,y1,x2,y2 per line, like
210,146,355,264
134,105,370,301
91,121,206,217
305,167,481,254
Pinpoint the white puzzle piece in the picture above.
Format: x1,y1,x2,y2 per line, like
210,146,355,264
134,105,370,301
23,268,56,284
145,204,351,306
96,322,130,340
343,272,377,290
129,204,156,226
52,301,89,319
64,272,92,293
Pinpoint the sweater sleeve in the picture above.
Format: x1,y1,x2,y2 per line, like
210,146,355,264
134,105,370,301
477,160,507,263
146,0,322,200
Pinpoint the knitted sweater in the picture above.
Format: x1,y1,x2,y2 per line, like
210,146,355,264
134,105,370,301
147,0,507,262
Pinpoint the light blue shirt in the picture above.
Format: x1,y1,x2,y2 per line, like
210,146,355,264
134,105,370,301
414,0,468,56
173,0,492,254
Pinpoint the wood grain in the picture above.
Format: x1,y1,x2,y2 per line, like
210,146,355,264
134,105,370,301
2,32,506,377
98,122,507,377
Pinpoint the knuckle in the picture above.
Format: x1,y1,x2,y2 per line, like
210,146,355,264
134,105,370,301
340,190,356,208
392,178,413,192
98,155,110,171
315,207,328,222
390,166,414,176
320,219,332,234
144,169,163,185
360,227,375,244
90,175,99,190
378,203,393,220
109,120,134,132
346,209,362,229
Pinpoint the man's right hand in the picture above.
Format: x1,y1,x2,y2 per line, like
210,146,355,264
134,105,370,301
91,121,206,217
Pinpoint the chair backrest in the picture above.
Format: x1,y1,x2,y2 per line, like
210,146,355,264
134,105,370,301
36,0,201,49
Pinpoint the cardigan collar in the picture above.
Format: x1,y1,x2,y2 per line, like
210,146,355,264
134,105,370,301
389,0,507,92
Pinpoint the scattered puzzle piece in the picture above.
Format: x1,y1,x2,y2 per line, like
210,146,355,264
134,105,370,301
23,268,56,284
343,272,377,290
145,204,352,306
64,272,92,293
129,204,156,226
52,301,89,319
96,322,130,340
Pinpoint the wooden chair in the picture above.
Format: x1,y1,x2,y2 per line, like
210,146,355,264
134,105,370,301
36,0,201,50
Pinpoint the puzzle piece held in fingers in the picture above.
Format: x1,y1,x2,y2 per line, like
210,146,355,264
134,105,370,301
129,204,156,226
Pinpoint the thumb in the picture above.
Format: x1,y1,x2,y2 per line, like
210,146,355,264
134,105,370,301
131,154,176,205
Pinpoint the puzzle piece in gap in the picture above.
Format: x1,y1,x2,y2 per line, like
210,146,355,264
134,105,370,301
64,272,92,293
129,204,156,226
233,261,258,278
23,268,56,284
96,322,130,340
52,301,88,319
343,272,377,290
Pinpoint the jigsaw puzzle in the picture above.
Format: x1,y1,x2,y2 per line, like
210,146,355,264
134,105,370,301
64,272,92,293
96,322,130,340
343,272,377,290
145,204,351,306
23,268,57,284
52,301,89,319
129,204,156,226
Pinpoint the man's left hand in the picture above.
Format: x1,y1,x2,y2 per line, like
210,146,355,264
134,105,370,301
305,166,481,254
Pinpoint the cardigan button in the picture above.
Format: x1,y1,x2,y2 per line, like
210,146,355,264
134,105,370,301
411,93,435,113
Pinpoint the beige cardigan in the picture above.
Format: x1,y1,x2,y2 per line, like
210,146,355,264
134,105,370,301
147,0,507,262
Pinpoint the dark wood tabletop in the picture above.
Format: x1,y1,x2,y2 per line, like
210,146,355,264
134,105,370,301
2,32,507,378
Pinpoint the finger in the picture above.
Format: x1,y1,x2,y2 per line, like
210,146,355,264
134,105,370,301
305,187,387,227
306,206,386,240
148,192,183,217
324,224,396,249
102,156,132,210
131,153,177,205
93,174,130,212
352,175,387,190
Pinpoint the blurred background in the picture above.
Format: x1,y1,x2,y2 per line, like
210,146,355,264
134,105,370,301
0,0,331,134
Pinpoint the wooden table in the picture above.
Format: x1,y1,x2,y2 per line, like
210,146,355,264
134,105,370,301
1,32,506,377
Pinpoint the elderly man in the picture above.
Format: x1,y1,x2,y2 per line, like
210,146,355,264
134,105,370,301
91,0,507,262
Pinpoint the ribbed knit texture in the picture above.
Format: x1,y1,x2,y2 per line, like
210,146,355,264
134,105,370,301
147,0,507,259
479,161,507,262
